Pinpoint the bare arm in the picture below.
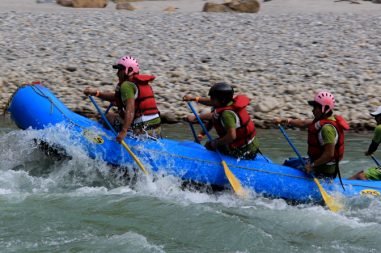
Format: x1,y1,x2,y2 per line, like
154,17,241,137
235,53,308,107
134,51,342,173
313,144,335,167
183,95,213,106
116,98,135,143
206,127,237,150
274,117,313,128
365,141,379,156
306,143,335,174
215,128,236,146
97,91,116,102
288,118,313,128
84,88,116,102
186,112,213,122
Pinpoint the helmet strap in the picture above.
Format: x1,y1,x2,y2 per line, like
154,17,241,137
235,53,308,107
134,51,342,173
313,105,329,123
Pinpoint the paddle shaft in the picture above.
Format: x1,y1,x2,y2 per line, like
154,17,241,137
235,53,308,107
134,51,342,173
89,96,148,174
188,122,200,144
371,155,381,167
187,102,213,141
278,125,305,166
104,103,112,115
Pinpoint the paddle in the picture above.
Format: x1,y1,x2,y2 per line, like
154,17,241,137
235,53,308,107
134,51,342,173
104,103,113,115
278,125,343,212
188,122,200,144
370,155,381,167
187,102,247,197
89,96,148,175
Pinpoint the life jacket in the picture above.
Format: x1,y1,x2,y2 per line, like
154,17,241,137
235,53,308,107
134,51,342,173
132,74,160,118
115,74,160,119
213,95,256,149
307,115,349,163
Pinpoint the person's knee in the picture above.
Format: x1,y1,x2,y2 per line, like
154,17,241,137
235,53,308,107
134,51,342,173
358,171,367,180
350,171,366,180
106,113,116,122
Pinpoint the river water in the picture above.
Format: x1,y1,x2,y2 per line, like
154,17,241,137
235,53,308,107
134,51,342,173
0,115,380,253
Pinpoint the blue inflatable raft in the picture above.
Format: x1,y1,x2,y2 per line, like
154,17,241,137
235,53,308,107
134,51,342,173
7,84,381,204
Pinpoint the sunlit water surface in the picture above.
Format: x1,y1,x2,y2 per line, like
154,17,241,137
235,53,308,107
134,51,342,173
0,116,380,253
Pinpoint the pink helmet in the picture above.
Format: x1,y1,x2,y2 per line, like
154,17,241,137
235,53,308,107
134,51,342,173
112,55,139,75
308,91,335,113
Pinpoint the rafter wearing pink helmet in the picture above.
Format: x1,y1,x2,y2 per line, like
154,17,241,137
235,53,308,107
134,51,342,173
112,55,140,75
308,91,335,114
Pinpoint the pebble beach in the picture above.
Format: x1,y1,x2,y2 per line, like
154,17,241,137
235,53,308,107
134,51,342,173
1,0,381,130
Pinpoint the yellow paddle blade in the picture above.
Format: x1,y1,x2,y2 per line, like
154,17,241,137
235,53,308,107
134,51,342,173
221,160,248,198
313,178,343,212
121,141,148,175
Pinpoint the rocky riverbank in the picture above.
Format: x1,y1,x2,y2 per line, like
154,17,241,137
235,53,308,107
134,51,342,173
1,0,381,130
